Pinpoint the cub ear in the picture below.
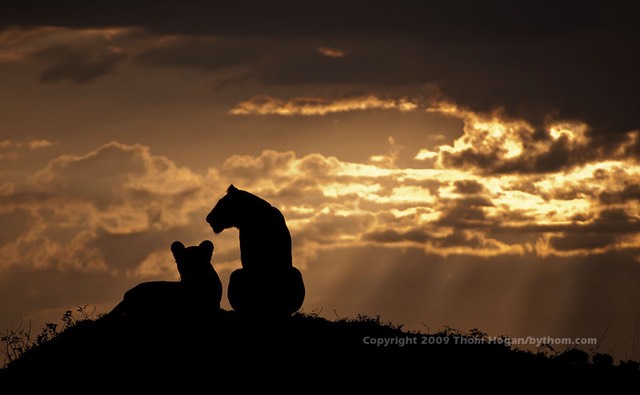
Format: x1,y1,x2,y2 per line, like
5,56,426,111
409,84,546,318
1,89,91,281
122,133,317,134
227,184,238,193
170,241,185,258
199,240,214,258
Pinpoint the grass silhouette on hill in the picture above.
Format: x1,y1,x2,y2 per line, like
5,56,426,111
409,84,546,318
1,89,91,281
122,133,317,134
1,306,639,385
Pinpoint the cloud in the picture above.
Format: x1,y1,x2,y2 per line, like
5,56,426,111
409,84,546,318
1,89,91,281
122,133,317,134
0,27,135,84
2,6,639,133
0,139,57,161
549,233,616,252
34,44,126,84
453,180,485,195
599,183,640,204
26,140,56,149
317,46,348,58
0,27,55,62
212,140,640,261
1,137,639,359
2,102,638,281
0,139,56,150
226,94,638,178
418,104,640,175
0,142,217,275
129,33,448,90
33,141,203,209
2,3,640,136
229,94,418,116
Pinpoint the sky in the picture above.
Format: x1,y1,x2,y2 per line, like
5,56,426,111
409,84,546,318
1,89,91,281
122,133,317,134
1,1,640,360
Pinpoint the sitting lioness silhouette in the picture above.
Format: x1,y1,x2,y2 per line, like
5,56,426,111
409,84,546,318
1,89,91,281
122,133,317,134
109,240,222,320
206,185,305,316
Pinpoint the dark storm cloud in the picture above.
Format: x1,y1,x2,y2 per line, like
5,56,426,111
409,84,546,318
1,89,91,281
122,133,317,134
549,233,616,251
590,208,640,233
436,197,494,228
2,1,638,134
494,208,640,238
33,43,126,84
363,228,489,250
599,183,640,204
436,229,489,249
363,228,430,244
433,36,640,135
453,180,485,195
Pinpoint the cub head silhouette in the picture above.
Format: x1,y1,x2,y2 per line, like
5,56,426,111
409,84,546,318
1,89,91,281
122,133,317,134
108,240,222,321
207,185,304,316
171,240,219,287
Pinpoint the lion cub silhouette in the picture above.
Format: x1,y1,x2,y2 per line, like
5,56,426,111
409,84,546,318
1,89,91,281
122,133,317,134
109,240,222,320
206,185,305,317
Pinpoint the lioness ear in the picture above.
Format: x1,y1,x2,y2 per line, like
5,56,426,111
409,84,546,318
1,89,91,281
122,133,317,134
199,240,214,258
227,184,238,193
170,241,185,258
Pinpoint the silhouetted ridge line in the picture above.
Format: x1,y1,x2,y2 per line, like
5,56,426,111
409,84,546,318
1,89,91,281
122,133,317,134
2,311,639,385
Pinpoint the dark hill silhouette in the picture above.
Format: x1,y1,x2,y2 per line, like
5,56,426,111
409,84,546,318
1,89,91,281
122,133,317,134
1,310,639,386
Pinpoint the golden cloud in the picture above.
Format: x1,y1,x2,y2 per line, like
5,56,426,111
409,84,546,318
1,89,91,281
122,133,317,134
420,101,640,177
217,144,640,263
1,105,639,278
229,94,418,116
